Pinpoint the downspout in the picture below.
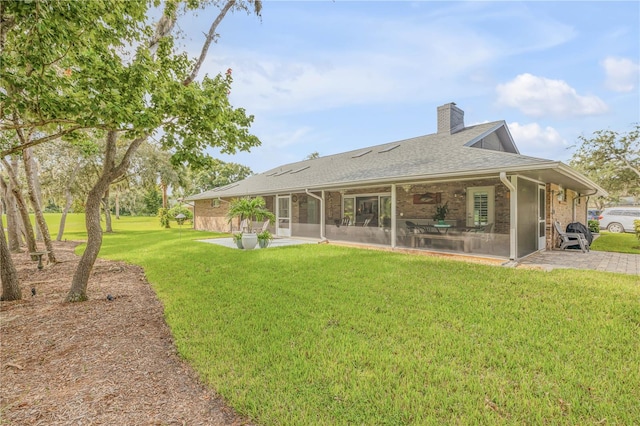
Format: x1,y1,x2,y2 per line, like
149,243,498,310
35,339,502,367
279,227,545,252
573,189,598,222
500,172,517,260
391,184,397,248
305,189,327,241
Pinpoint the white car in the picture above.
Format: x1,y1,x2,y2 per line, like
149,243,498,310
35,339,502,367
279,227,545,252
598,207,640,233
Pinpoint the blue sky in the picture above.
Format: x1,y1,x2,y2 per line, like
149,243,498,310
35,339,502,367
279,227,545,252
180,1,639,173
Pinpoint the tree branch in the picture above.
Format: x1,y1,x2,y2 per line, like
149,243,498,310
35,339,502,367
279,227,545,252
111,134,149,182
183,0,236,86
1,125,88,157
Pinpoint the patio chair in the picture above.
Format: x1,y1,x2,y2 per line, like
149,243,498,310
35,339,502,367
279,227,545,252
233,218,249,234
257,220,270,233
553,221,589,253
405,221,425,233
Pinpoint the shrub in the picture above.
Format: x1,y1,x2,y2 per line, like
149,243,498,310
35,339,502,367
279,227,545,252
634,219,640,241
168,205,193,222
588,220,600,234
158,208,171,228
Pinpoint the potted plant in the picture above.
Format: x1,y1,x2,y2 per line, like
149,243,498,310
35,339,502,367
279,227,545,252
257,229,273,248
232,232,244,249
433,202,449,224
227,196,275,250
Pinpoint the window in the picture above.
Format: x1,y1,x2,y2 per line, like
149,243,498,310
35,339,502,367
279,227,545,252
342,194,390,227
466,186,495,226
343,197,355,224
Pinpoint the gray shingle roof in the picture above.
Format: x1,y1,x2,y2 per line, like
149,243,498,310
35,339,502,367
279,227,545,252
187,121,598,200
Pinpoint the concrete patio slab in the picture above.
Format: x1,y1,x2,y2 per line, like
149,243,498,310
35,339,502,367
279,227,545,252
199,237,318,250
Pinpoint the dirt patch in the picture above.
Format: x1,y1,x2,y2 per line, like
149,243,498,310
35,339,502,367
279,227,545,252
1,241,253,425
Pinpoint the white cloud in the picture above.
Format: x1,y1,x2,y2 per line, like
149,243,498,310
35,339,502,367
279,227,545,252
508,122,570,159
496,73,608,118
602,57,640,92
213,30,495,115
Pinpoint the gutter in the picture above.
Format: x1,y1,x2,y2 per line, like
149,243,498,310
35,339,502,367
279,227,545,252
189,161,604,201
305,189,327,242
500,172,517,260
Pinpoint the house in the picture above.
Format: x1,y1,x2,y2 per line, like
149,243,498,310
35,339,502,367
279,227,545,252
186,103,606,260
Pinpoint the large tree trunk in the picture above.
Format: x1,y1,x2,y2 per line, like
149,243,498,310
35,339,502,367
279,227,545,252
67,131,145,302
161,181,168,209
103,188,112,233
2,158,37,254
0,175,23,251
23,148,56,263
67,181,105,302
0,203,21,301
32,152,44,242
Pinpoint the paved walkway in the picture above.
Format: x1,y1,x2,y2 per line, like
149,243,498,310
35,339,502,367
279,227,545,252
518,249,640,276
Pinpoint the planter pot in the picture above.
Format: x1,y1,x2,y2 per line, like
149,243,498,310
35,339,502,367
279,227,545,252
438,219,446,225
234,238,244,249
258,238,271,249
241,233,258,250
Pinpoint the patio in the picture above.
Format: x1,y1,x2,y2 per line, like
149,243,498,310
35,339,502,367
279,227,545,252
199,237,317,250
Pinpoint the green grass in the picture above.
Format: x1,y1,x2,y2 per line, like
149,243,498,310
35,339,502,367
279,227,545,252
591,231,640,254
56,215,640,425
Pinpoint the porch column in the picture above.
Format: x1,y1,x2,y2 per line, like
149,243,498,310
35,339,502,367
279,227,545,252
321,190,326,240
391,184,397,248
500,172,517,260
305,189,325,241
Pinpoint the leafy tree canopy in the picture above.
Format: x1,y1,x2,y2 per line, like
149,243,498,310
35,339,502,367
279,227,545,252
570,124,640,203
188,159,252,194
1,0,261,166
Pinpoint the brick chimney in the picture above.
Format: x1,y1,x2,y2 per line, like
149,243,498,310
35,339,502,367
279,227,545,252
437,102,465,134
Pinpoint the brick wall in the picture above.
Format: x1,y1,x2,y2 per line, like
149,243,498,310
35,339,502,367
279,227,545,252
547,183,588,249
194,199,230,232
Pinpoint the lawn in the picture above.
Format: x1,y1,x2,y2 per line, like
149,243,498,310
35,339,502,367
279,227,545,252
57,215,640,425
591,231,640,254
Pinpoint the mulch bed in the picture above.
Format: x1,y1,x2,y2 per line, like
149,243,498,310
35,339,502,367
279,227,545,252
1,241,253,425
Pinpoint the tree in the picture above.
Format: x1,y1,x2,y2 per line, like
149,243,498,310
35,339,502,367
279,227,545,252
22,147,56,262
142,186,163,216
36,138,99,240
188,159,252,194
2,0,263,302
130,141,183,209
570,125,640,204
0,174,23,251
0,203,21,301
306,151,320,160
1,157,38,255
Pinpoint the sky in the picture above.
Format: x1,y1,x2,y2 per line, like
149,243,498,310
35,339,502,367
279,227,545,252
178,1,639,174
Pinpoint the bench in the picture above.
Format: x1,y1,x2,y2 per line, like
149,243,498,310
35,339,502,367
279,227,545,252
411,233,473,252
